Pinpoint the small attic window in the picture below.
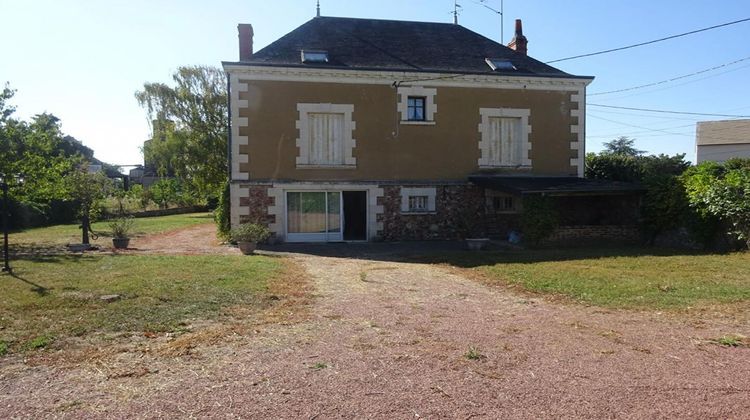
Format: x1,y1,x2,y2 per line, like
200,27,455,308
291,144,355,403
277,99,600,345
301,50,329,63
485,58,516,71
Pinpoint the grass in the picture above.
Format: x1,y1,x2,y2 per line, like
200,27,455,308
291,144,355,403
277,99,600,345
710,334,748,348
309,362,328,370
9,212,213,248
426,247,750,311
464,345,485,360
0,254,283,356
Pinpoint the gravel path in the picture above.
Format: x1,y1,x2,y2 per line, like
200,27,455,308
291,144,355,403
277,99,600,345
1,245,749,418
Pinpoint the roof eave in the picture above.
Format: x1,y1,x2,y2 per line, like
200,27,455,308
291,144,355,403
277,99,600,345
221,62,595,86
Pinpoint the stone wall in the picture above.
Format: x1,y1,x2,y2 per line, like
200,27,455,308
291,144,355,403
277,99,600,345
238,184,276,226
378,184,484,241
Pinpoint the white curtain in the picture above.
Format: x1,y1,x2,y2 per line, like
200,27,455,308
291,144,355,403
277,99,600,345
309,113,344,165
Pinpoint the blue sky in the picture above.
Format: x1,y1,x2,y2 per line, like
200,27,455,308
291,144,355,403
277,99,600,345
2,0,749,166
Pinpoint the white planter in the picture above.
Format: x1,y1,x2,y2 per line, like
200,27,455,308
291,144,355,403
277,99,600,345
465,238,490,251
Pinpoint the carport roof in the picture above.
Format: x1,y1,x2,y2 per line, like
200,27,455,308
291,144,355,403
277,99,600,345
469,175,645,195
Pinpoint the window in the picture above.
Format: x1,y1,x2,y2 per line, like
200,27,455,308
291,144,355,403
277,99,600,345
301,50,329,63
485,192,519,214
488,117,523,166
296,103,356,168
408,195,429,212
478,108,531,168
308,113,345,165
400,187,436,213
397,86,437,124
407,97,426,121
485,58,516,71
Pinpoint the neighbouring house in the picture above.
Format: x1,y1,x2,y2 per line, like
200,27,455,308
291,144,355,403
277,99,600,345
222,15,643,243
696,119,750,163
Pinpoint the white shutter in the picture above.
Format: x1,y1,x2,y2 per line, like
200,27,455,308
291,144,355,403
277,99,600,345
309,113,344,165
488,117,522,166
488,117,502,165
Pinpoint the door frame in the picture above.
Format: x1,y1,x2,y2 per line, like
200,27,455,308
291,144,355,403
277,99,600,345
284,190,344,243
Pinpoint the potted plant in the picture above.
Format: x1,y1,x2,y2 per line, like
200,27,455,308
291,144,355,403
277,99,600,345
108,217,135,249
230,222,271,255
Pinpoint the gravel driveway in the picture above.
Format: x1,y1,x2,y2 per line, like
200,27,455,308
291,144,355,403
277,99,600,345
1,242,749,418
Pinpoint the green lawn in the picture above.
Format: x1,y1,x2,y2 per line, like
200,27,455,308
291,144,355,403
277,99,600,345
430,248,750,310
0,254,283,356
9,212,213,249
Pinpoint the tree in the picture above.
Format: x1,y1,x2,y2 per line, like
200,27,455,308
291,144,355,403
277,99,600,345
135,66,228,200
683,160,750,249
65,166,111,244
602,136,646,157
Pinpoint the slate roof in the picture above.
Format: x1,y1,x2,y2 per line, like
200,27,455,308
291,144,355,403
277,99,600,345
231,16,590,79
696,119,750,146
469,176,645,195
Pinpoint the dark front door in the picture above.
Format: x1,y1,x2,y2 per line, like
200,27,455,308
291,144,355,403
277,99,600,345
343,191,367,241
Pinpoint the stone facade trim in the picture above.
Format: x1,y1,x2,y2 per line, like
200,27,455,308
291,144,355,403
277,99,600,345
397,86,437,122
400,187,437,213
230,183,250,227
570,89,586,177
477,107,532,168
230,74,249,181
295,103,357,168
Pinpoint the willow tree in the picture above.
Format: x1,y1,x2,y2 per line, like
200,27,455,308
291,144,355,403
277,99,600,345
135,66,228,200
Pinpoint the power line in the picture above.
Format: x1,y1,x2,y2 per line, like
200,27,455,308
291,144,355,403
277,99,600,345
588,113,748,144
547,17,750,63
588,55,750,96
593,62,750,101
588,104,750,118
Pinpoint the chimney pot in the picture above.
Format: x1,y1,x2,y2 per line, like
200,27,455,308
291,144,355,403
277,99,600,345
507,18,528,56
238,24,254,61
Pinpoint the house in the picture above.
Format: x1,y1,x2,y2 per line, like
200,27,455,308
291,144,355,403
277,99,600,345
222,15,642,243
696,119,750,163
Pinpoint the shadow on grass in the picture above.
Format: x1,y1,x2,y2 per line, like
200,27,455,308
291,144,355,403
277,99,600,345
4,272,50,296
260,241,721,268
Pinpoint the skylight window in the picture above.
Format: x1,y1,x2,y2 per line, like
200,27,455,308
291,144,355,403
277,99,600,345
485,58,516,71
301,50,329,63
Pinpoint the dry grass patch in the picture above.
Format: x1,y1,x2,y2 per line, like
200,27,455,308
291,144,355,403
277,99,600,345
0,253,310,362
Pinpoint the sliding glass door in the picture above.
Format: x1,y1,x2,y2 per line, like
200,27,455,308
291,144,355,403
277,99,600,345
286,191,342,242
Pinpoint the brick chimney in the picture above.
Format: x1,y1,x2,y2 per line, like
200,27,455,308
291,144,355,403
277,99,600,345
507,19,528,56
238,24,254,61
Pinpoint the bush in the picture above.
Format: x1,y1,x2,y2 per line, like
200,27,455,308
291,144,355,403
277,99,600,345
683,160,750,249
230,222,271,244
521,196,559,247
108,217,135,239
214,179,231,240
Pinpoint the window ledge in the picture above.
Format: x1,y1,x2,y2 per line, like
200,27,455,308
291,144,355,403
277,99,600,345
401,211,437,215
478,165,532,170
296,164,357,170
400,120,436,126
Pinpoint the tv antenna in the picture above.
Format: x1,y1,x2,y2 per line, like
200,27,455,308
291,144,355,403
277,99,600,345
474,0,504,43
316,0,320,17
453,1,462,24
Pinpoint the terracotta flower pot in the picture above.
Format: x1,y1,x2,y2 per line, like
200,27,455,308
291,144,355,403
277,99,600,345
112,237,130,249
238,241,257,255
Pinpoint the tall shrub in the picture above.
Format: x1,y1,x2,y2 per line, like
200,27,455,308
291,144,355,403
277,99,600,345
521,196,559,247
215,179,231,240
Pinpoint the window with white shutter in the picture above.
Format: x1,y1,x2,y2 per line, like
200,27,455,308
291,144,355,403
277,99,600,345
296,104,356,168
487,116,522,166
478,108,531,168
308,113,345,165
